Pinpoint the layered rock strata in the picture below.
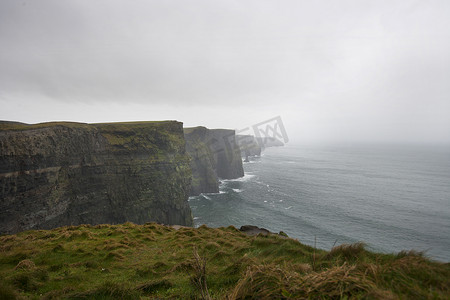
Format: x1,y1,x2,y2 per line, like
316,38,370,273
0,121,193,234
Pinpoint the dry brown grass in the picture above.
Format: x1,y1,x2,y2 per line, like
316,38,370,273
187,247,211,300
298,263,387,298
14,259,36,270
229,264,300,299
229,263,396,299
325,242,366,260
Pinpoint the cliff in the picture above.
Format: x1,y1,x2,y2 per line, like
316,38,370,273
236,135,262,158
236,135,284,161
0,121,193,234
184,127,244,196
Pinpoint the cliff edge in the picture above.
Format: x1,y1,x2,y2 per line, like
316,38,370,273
0,121,193,234
184,127,244,196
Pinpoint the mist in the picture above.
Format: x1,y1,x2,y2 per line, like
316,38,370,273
1,0,449,144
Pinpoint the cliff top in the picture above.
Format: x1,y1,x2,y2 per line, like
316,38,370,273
0,223,448,299
183,126,207,134
0,120,180,131
0,120,187,156
184,126,236,134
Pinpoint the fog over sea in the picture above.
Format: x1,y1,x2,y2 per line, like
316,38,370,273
189,144,450,262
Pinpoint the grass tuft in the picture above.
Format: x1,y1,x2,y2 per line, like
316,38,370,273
14,259,35,270
326,242,367,261
396,249,425,259
105,250,126,261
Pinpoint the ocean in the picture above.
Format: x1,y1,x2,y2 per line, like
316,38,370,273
189,144,450,262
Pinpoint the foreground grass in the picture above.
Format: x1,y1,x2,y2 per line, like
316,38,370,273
0,223,448,299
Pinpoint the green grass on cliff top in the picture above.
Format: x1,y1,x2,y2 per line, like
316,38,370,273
183,126,206,134
0,223,449,299
0,121,186,155
0,121,179,131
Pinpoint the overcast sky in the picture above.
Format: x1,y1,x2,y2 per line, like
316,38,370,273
1,0,449,144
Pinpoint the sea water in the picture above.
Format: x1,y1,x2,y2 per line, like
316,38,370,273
189,144,450,262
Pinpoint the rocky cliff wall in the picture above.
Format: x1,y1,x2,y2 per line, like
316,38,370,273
236,135,262,158
0,121,193,234
184,127,244,196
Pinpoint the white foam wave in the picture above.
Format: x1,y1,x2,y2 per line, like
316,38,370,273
188,196,200,201
243,160,261,164
201,194,212,200
232,188,243,193
221,173,256,183
201,188,226,196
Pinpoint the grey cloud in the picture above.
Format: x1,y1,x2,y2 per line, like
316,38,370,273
1,0,449,143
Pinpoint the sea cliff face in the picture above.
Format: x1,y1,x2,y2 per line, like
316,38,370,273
236,135,284,160
236,135,262,158
0,121,193,234
184,127,244,196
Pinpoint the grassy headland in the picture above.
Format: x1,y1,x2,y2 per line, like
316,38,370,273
0,223,448,299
